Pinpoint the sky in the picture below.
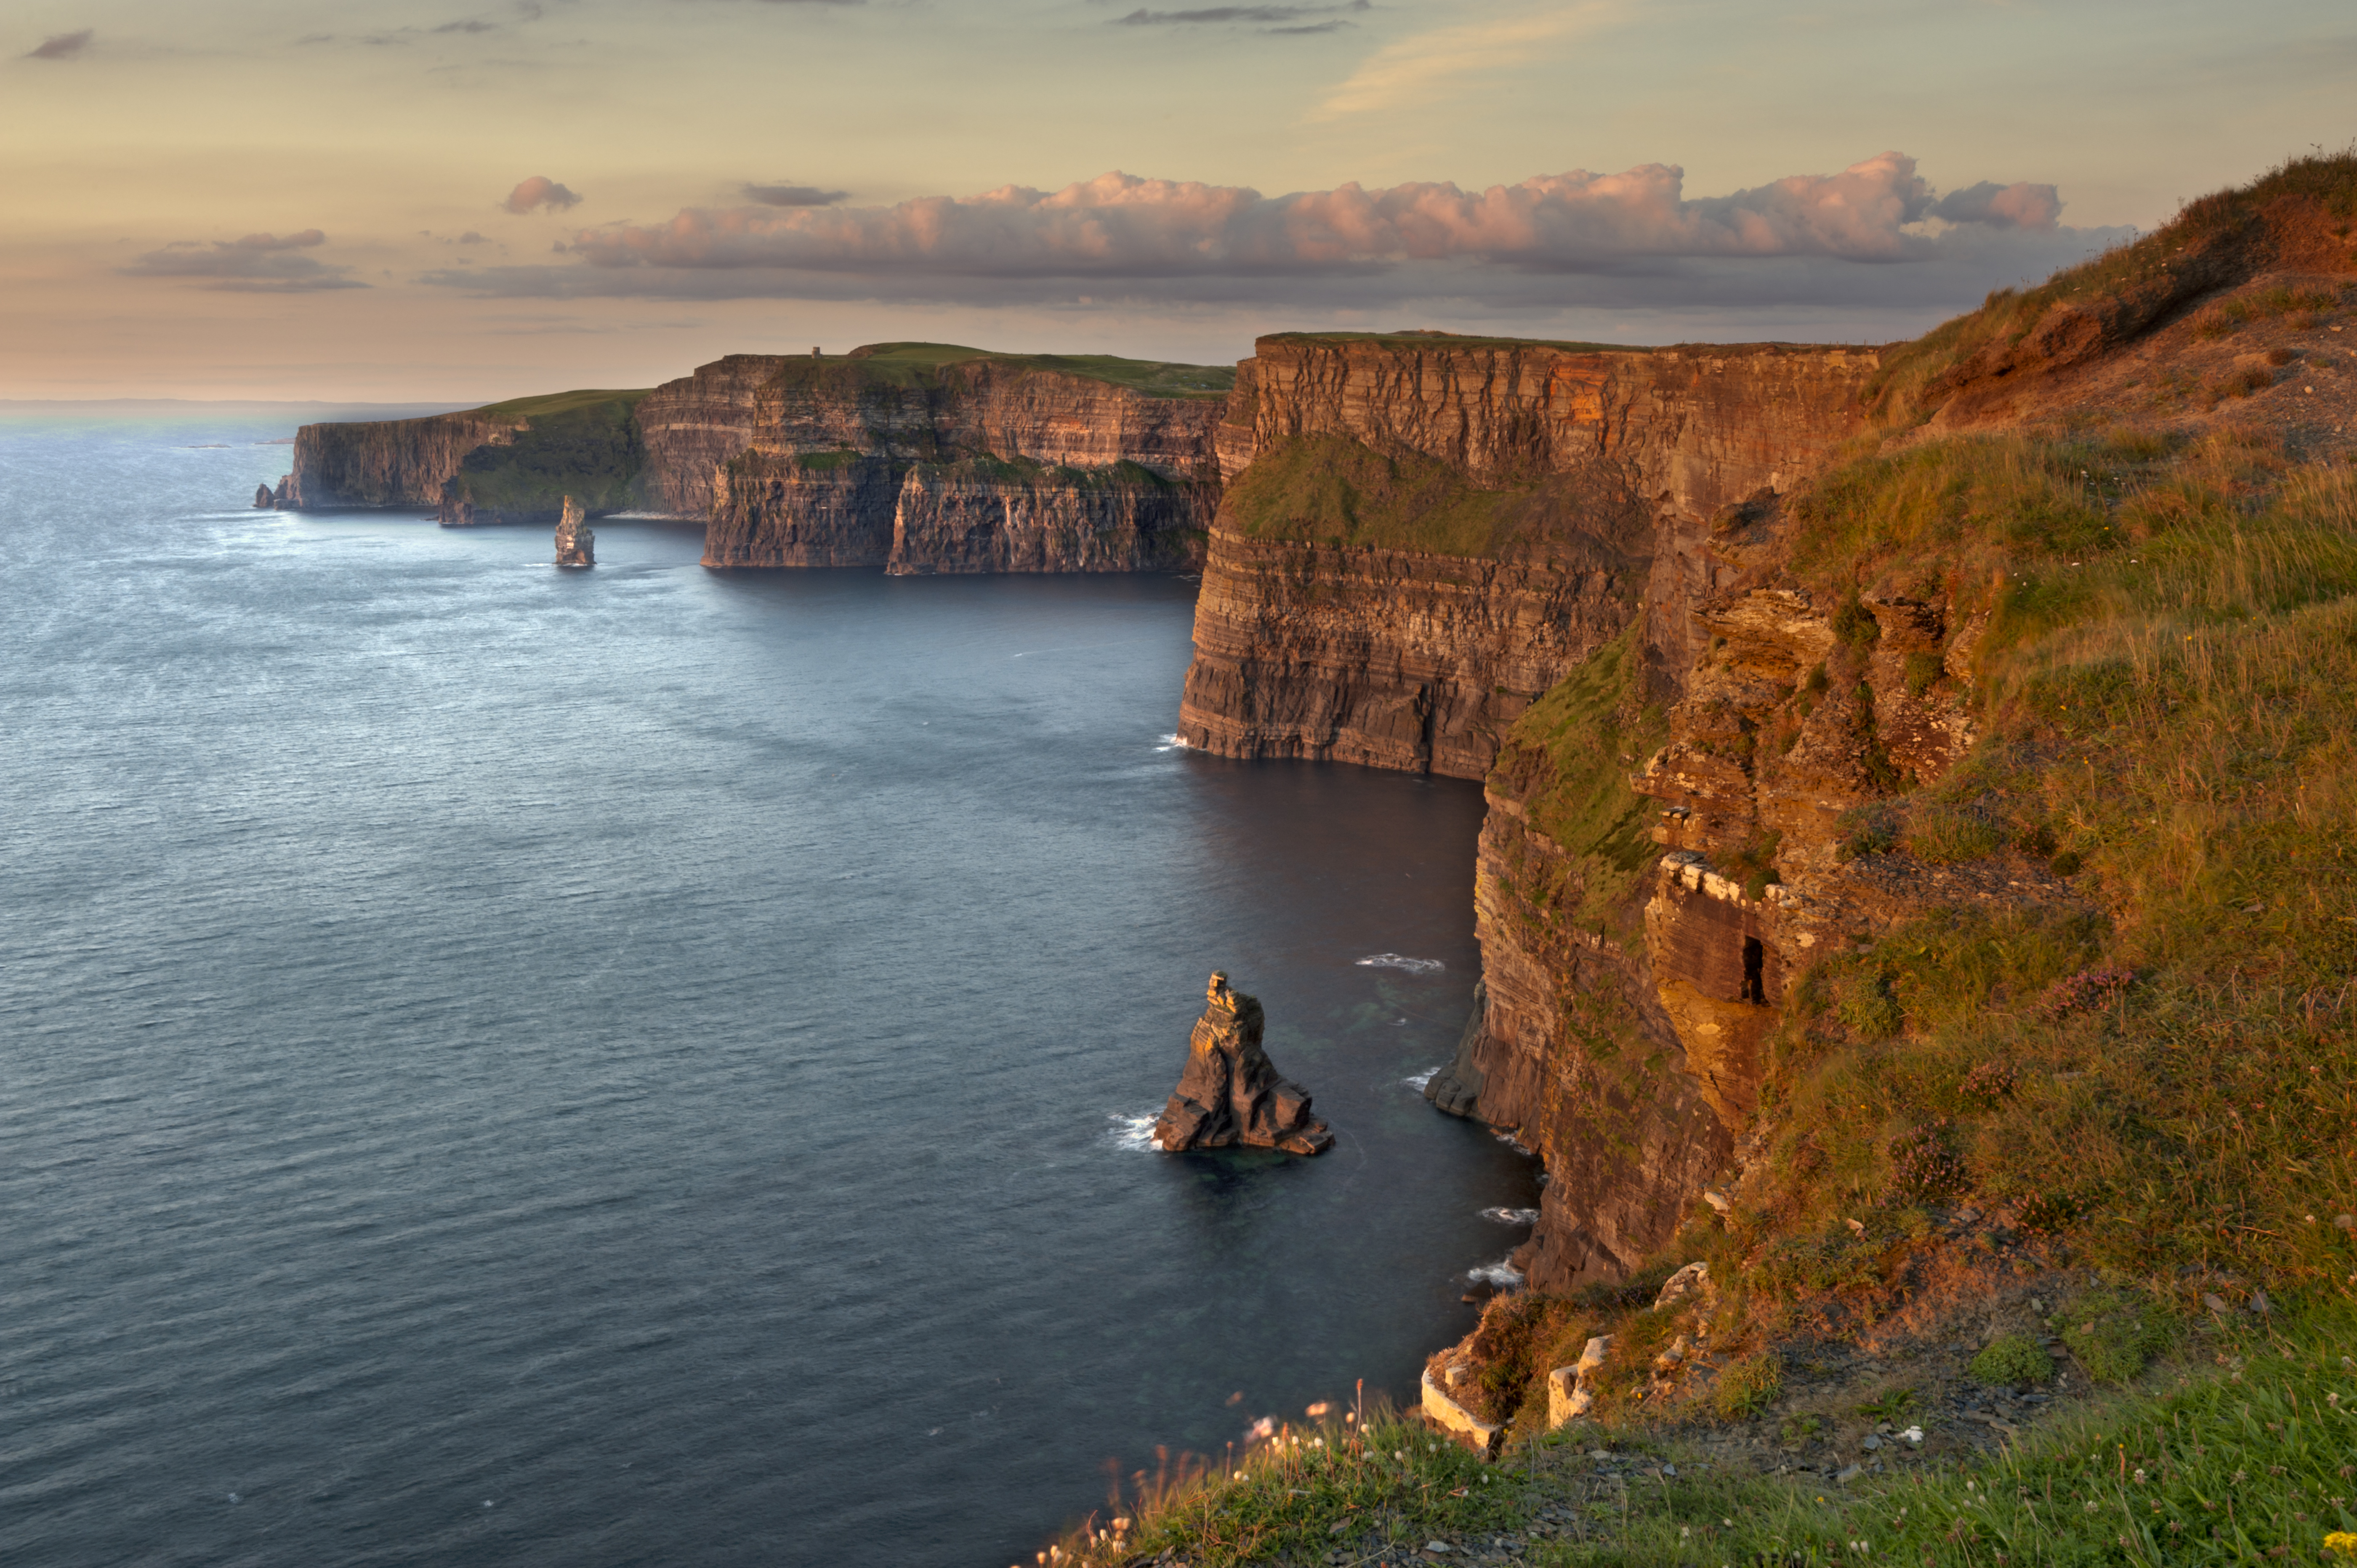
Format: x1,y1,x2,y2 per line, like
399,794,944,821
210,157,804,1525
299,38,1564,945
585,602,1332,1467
4,0,2351,400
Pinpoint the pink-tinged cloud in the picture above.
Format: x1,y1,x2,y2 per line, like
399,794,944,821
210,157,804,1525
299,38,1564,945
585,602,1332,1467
559,153,2062,278
505,176,582,214
1931,181,2065,230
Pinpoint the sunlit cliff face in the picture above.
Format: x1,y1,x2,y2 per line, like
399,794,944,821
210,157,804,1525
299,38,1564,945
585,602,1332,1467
3,0,2342,398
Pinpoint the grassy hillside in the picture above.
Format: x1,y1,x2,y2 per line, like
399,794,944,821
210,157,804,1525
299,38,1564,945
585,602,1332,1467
447,393,647,515
817,341,1235,399
1869,149,2357,426
1221,433,1522,555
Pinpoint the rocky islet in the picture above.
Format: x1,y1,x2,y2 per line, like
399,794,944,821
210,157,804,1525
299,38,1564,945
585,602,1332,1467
1151,972,1333,1157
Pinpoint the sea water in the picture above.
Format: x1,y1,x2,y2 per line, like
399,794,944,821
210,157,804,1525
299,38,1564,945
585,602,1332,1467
0,411,1538,1567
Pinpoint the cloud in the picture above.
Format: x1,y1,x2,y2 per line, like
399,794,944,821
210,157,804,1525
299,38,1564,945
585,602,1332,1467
421,154,2112,325
228,229,327,251
1931,180,2064,230
505,175,582,213
1115,2,1366,26
744,181,849,207
548,154,2062,278
123,230,365,292
458,231,489,244
25,28,94,59
434,19,498,32
1315,5,1613,119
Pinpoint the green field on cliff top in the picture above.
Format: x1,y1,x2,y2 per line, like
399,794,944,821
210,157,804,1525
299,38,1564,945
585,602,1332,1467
807,341,1236,398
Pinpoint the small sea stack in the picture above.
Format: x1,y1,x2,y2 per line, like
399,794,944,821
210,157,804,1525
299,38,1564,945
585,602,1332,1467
553,494,594,567
1152,971,1333,1155
252,484,273,509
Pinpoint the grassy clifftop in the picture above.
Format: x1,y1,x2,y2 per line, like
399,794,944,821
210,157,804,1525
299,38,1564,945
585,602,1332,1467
787,341,1236,399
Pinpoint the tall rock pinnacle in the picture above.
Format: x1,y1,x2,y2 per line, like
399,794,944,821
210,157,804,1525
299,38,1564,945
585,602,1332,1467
554,494,594,567
1152,971,1333,1156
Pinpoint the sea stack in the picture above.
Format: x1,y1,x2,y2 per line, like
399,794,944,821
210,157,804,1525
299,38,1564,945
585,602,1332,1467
252,484,273,509
554,494,594,567
1152,971,1333,1156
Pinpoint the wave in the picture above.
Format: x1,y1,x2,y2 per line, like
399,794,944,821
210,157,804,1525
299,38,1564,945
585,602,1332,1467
1153,733,1188,752
1356,954,1444,973
1479,1207,1540,1225
1466,1256,1525,1288
1106,1110,1160,1152
1491,1128,1534,1155
1403,1067,1439,1090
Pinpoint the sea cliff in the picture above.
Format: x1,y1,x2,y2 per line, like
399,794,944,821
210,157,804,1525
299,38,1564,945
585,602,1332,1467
1178,335,1880,780
1176,331,1891,1289
266,343,1233,574
697,345,1229,573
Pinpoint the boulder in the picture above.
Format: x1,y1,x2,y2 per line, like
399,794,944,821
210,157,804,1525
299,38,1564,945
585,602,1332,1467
554,494,595,567
1152,971,1333,1156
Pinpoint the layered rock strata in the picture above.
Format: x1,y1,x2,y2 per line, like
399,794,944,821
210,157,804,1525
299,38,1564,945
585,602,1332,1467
259,343,1232,576
553,496,593,567
699,350,1228,572
269,412,526,509
1177,336,1882,781
1152,972,1333,1156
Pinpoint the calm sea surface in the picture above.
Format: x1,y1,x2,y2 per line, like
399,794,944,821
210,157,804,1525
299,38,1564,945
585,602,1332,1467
0,412,1536,1568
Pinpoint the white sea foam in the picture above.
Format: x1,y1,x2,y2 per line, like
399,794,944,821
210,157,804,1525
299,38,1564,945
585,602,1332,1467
1153,733,1188,752
1479,1207,1541,1225
1404,1067,1439,1090
1356,954,1445,973
1491,1128,1534,1155
1107,1111,1160,1152
1466,1256,1525,1288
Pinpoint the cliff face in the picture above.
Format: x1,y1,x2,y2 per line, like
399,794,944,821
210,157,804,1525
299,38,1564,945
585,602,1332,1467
1178,529,1636,777
636,356,779,519
263,345,1231,577
1178,336,1881,781
1172,332,1897,1290
274,413,525,508
697,348,1229,571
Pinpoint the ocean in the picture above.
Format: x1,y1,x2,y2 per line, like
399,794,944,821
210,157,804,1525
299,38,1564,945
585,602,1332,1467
0,410,1537,1567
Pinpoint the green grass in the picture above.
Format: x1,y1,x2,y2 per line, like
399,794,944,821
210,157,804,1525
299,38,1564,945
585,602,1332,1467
1260,329,1641,354
798,341,1235,398
1086,1307,2357,1567
1971,1335,2058,1387
445,395,644,514
471,386,652,420
1490,623,1667,935
1739,428,2357,1291
1221,433,1524,556
1102,1408,1538,1568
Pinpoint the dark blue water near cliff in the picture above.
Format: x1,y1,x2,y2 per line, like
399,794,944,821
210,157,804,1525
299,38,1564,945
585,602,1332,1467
0,412,1536,1568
